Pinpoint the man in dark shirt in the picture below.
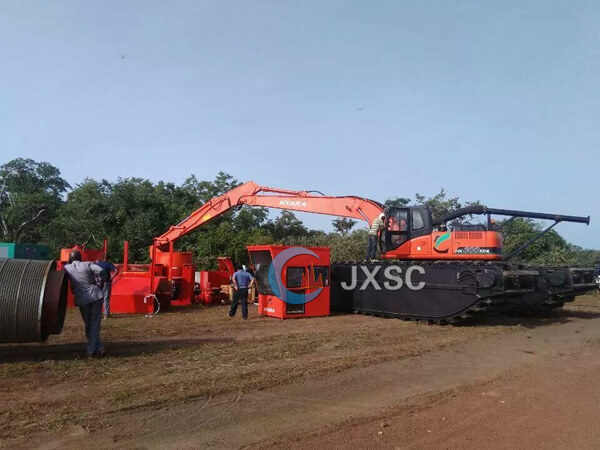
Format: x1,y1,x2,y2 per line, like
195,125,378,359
96,257,118,319
229,264,255,320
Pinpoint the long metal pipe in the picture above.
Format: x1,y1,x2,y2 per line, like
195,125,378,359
432,205,590,226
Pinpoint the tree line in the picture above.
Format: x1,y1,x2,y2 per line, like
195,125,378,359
0,158,597,268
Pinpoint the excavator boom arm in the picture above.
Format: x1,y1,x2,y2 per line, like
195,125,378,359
155,181,383,249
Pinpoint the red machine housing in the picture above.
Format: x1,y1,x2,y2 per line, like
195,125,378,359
108,241,234,314
110,264,171,314
248,245,330,319
195,257,235,305
154,248,195,307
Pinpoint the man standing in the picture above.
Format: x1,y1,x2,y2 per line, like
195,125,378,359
64,249,106,358
366,212,385,261
96,256,118,319
229,264,255,320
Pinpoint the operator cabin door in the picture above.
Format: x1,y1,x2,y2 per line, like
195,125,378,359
285,265,330,316
383,208,410,255
285,267,306,315
383,207,432,257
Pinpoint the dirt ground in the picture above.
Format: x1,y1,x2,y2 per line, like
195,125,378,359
268,344,600,450
1,294,599,449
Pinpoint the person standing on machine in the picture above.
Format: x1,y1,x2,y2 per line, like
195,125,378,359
229,264,255,320
366,213,385,261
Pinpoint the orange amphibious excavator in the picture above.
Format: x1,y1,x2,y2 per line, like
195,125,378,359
115,181,596,322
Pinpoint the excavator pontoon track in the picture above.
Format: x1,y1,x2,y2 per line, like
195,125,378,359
330,261,597,324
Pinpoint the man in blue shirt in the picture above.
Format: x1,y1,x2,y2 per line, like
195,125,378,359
96,257,118,319
229,264,255,320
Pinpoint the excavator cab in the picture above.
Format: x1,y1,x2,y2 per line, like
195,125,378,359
382,206,433,253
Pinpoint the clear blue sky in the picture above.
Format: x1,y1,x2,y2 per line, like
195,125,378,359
1,1,598,248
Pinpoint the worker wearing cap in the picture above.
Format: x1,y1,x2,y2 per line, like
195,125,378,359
366,213,385,260
64,249,106,358
229,264,255,320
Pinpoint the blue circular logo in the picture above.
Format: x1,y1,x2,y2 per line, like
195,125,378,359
267,247,322,305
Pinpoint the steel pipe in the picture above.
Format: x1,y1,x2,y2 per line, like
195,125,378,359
0,258,68,343
433,205,590,226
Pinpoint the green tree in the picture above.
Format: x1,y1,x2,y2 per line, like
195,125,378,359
41,178,110,255
415,189,462,221
266,211,308,241
179,172,271,268
329,229,370,261
282,229,369,261
0,158,70,243
564,246,600,266
180,171,269,249
332,217,357,236
500,218,570,264
103,178,199,262
194,221,275,269
384,197,411,208
414,189,483,225
232,206,269,231
182,171,240,204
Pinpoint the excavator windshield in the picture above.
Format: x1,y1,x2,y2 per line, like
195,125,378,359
384,209,409,250
383,206,433,252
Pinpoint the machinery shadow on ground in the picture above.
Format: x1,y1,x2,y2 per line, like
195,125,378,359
457,308,600,328
0,337,233,363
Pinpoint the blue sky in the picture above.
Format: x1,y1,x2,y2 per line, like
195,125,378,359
1,1,598,248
